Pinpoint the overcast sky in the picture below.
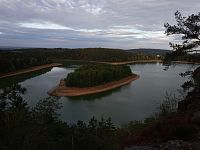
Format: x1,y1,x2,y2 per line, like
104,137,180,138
0,0,199,49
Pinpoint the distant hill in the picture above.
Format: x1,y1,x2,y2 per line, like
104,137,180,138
16,48,134,62
0,47,165,73
0,46,33,51
128,48,171,55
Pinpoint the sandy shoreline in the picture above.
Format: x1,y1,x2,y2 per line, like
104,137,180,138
48,74,139,97
172,61,200,65
1,59,198,80
54,59,163,65
109,60,162,65
0,63,62,79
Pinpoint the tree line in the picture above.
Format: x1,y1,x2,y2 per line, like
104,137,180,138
1,82,199,150
0,84,155,150
65,64,133,87
0,48,162,74
0,50,51,73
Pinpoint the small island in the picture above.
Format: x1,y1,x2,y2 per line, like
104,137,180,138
48,64,139,97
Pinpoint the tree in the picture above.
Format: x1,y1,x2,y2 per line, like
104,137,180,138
165,11,200,92
164,11,200,90
164,11,200,53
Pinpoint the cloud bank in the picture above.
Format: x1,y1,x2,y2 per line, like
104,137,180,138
0,0,199,49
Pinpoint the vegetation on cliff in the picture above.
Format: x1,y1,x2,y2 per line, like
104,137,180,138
64,64,133,87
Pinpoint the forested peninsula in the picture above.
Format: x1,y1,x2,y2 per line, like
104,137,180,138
65,65,133,87
49,64,139,96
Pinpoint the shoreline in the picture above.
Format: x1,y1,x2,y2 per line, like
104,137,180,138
172,61,200,65
0,63,62,79
48,74,139,97
109,60,162,65
54,59,200,65
53,59,163,65
1,60,198,80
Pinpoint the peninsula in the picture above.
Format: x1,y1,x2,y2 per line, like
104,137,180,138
48,64,139,97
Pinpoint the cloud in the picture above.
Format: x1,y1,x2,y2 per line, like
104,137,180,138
18,21,165,39
18,22,73,30
0,0,200,49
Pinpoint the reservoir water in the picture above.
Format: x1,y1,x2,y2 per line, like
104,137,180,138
0,63,197,124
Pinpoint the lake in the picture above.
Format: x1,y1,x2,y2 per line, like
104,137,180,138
0,63,197,124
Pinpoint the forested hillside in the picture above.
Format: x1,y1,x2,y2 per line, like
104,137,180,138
0,48,161,74
164,51,200,63
0,50,51,73
128,48,171,55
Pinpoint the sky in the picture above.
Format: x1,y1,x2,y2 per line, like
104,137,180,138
0,0,199,49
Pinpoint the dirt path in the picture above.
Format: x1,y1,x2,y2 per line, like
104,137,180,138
48,74,139,97
0,63,62,79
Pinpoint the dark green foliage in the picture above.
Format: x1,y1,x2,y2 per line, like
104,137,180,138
181,81,194,91
0,48,162,74
32,97,62,124
164,11,200,91
164,51,200,64
0,85,119,150
42,48,160,62
164,11,200,64
164,11,200,52
65,64,133,87
159,92,178,116
128,49,170,56
0,50,51,73
1,84,199,149
193,66,200,87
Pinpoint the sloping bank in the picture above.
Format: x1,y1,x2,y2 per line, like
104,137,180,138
48,74,139,97
0,63,62,79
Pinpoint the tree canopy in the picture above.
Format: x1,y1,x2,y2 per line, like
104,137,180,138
164,11,200,90
164,11,200,53
65,64,133,87
0,48,162,74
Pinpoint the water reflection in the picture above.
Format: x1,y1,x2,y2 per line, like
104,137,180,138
0,63,198,124
0,68,51,88
67,85,126,101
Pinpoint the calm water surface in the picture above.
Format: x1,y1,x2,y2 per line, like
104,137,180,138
1,63,197,124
